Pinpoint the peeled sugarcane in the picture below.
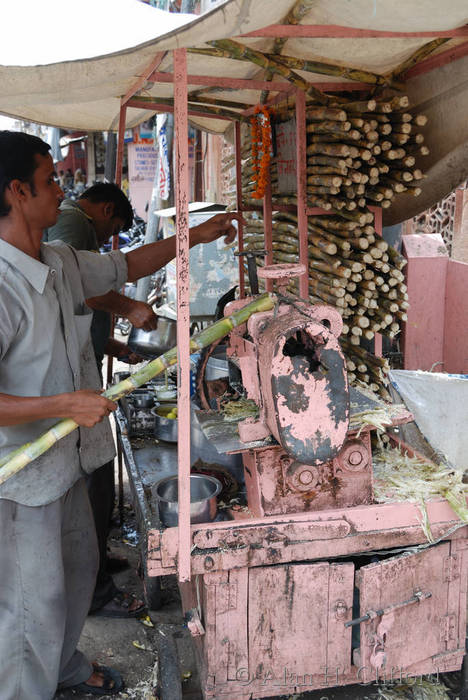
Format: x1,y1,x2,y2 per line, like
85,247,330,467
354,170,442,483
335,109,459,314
0,294,276,484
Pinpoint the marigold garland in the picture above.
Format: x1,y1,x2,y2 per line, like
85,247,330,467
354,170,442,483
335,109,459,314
250,105,272,199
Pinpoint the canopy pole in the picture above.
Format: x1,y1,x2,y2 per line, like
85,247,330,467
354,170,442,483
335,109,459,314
107,103,128,385
173,48,191,583
235,121,245,297
295,88,308,300
115,104,127,188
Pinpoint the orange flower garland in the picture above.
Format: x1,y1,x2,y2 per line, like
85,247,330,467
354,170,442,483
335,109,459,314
250,105,272,199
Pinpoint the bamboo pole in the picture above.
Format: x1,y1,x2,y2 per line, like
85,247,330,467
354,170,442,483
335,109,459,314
0,294,276,484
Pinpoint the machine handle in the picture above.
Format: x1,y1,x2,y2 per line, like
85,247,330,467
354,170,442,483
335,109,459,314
344,589,432,627
234,249,269,295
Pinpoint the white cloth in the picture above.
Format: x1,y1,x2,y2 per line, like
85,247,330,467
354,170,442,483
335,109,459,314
389,370,468,468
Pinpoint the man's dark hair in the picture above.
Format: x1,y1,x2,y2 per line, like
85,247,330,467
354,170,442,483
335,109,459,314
0,131,51,217
80,183,133,231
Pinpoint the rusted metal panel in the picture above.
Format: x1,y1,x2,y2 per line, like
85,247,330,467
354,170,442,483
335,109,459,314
357,543,452,682
255,311,349,465
149,501,467,576
246,435,373,517
193,519,351,550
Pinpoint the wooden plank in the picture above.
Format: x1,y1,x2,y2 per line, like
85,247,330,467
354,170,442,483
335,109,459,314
358,543,451,682
248,563,329,683
211,568,249,685
327,563,354,675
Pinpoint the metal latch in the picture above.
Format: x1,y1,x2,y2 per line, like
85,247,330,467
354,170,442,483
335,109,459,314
345,589,432,627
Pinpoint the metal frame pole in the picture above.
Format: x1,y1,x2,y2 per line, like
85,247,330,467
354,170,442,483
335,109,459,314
173,48,191,583
295,89,308,299
235,121,246,297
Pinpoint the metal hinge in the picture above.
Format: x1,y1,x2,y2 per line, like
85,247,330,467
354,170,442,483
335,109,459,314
440,614,457,644
443,555,461,582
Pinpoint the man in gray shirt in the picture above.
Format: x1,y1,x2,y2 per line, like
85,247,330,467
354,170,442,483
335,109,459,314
0,130,239,698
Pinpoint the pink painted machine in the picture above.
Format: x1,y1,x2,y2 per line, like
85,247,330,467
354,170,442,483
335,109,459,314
148,264,468,700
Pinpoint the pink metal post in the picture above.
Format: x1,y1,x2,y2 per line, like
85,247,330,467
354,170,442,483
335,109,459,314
295,89,308,300
235,121,246,297
106,104,128,384
173,48,191,583
263,178,273,293
114,104,127,188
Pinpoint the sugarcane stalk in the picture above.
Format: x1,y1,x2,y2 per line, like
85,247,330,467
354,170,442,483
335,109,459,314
205,39,330,105
306,107,347,122
0,294,276,483
127,94,243,121
388,38,450,80
268,53,403,90
260,0,317,102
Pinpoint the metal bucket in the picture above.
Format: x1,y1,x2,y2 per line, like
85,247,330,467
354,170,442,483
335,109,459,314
155,474,222,527
152,404,178,442
128,315,177,358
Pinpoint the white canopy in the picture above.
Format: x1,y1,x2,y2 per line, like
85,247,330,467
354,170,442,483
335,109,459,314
1,0,468,221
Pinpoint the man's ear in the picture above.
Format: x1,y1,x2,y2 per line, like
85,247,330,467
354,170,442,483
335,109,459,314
102,202,114,219
8,179,28,199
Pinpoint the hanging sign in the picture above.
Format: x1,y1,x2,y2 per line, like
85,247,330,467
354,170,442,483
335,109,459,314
157,114,171,200
275,118,297,194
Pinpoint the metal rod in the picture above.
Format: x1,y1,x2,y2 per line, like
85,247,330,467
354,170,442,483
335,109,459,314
345,590,432,627
263,177,273,293
235,121,246,297
173,47,191,584
241,23,468,39
295,88,308,300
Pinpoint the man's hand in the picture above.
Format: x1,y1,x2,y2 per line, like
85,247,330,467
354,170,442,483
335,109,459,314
105,338,144,365
126,212,246,283
124,300,158,331
190,212,245,247
61,390,117,428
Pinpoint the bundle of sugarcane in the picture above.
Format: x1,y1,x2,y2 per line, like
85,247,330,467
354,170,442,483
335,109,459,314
241,210,407,397
240,93,428,219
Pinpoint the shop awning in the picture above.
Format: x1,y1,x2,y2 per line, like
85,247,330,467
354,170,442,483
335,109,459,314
2,0,468,222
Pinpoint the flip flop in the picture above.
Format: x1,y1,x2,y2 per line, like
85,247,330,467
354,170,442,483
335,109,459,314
72,663,124,696
90,590,147,619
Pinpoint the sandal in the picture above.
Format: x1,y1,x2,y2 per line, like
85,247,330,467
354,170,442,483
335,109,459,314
72,663,123,696
90,590,146,619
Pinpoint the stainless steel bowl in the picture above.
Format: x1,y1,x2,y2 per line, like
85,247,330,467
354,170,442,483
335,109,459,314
155,474,222,527
128,315,177,358
152,403,178,442
131,391,155,409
